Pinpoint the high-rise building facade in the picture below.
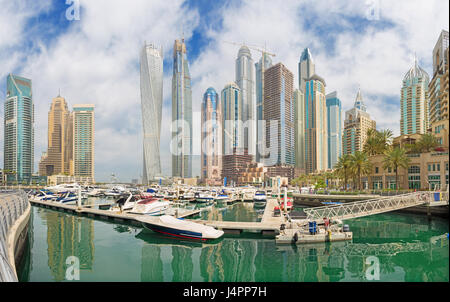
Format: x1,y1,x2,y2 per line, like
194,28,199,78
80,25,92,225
298,48,315,93
304,74,327,174
4,74,34,183
255,53,273,162
326,91,342,170
343,89,376,155
201,87,222,185
429,30,449,124
263,63,295,166
172,39,193,178
39,95,72,176
73,104,95,180
294,89,305,171
221,82,242,155
400,58,430,135
235,46,256,155
141,43,163,183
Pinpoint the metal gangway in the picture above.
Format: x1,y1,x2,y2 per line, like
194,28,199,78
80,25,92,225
303,191,449,222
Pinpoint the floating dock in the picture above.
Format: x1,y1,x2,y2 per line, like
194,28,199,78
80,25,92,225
29,199,202,227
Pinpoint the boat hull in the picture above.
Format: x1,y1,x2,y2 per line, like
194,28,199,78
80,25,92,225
141,222,207,241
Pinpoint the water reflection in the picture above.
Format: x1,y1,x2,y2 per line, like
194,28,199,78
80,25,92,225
19,205,449,282
43,210,95,281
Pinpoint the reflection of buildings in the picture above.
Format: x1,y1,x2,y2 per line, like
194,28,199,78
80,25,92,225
44,211,94,281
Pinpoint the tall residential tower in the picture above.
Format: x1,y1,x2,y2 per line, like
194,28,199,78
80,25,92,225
343,89,376,155
326,92,342,169
400,57,430,135
201,87,222,185
4,74,34,183
172,39,193,178
72,104,95,181
140,43,163,183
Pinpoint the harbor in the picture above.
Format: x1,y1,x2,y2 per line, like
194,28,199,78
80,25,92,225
1,183,449,282
16,193,450,282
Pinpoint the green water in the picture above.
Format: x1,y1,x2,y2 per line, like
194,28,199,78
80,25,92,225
18,202,449,282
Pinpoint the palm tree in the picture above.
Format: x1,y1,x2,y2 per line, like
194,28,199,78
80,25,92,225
417,133,440,153
350,151,372,191
334,154,353,191
383,147,410,190
363,128,393,155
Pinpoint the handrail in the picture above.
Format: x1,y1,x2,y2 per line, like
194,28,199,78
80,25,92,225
0,190,29,282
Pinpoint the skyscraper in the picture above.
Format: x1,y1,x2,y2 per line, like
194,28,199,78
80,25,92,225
4,74,34,183
255,53,273,162
235,46,256,155
264,63,295,166
73,104,95,181
326,91,342,170
201,87,222,185
294,89,305,171
172,38,193,178
140,43,163,183
39,94,72,176
298,48,315,93
304,74,328,174
343,89,376,155
221,82,242,155
400,57,430,135
429,30,449,124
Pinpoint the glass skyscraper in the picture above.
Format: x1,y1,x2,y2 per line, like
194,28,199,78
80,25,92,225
235,46,256,155
221,83,242,155
255,53,272,162
400,58,430,135
4,74,34,183
73,104,95,181
294,89,305,171
298,48,315,93
140,43,163,183
172,39,193,178
264,63,295,166
326,91,342,169
304,74,328,174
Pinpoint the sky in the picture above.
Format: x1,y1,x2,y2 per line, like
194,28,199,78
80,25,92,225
0,0,448,183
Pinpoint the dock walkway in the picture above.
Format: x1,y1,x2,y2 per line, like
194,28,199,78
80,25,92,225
192,198,286,235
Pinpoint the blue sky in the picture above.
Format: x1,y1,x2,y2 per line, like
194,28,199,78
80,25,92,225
0,0,448,182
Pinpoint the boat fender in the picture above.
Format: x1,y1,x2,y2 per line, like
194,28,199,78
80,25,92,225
293,232,298,243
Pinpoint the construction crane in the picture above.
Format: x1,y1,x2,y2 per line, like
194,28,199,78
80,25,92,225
223,41,276,161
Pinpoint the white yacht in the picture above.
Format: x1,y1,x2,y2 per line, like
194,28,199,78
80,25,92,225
241,188,256,201
129,198,170,216
253,190,267,208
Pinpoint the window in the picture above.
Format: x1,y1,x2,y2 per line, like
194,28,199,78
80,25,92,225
375,167,379,173
437,164,440,171
428,164,432,172
408,166,420,174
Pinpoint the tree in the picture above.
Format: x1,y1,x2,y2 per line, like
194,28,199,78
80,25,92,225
383,147,410,190
334,154,353,191
417,133,440,153
363,129,393,155
350,151,372,191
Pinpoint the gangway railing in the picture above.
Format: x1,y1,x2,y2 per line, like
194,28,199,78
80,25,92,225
303,191,448,222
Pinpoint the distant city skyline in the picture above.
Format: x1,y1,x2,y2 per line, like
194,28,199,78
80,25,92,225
0,1,448,182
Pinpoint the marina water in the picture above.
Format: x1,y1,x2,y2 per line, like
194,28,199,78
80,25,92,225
18,200,449,282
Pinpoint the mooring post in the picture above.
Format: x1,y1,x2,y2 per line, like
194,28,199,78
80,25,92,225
77,186,82,210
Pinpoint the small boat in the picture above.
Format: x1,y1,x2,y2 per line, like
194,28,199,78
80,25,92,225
129,198,170,216
138,215,224,241
194,192,215,203
109,193,137,212
253,190,267,208
55,191,78,204
242,188,256,201
29,190,57,202
215,194,230,203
